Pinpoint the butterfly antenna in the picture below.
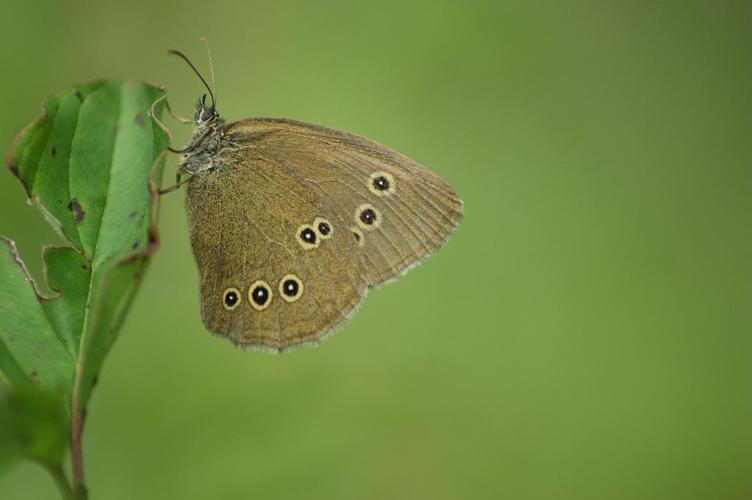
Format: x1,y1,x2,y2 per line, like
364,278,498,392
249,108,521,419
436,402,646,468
167,48,216,110
200,37,217,108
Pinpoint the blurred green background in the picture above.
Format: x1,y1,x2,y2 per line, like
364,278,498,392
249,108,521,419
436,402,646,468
1,1,751,499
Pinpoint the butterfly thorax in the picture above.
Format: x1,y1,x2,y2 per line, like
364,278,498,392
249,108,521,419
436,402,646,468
179,120,227,175
179,95,228,175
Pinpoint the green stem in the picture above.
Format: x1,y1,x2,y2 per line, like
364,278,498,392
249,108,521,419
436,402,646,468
69,404,85,495
69,405,88,499
43,463,76,500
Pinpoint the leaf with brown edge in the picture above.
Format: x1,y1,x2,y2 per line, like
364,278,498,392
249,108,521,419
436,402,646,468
0,81,169,469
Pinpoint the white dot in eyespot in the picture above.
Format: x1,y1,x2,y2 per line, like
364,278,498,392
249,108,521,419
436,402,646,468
296,224,320,249
355,204,382,230
279,274,304,303
223,287,241,310
313,217,334,239
368,171,396,196
248,280,273,311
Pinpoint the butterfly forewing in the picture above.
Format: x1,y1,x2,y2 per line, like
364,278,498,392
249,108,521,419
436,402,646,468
223,118,464,286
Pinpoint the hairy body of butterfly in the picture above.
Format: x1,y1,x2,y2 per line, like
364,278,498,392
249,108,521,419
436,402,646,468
179,97,463,352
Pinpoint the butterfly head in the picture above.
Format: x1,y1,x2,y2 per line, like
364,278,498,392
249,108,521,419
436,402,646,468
193,93,219,126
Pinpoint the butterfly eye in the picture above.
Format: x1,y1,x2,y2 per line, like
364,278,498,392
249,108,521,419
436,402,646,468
368,171,396,196
355,204,381,230
313,217,333,239
248,280,273,311
223,288,241,311
297,224,320,249
279,274,304,303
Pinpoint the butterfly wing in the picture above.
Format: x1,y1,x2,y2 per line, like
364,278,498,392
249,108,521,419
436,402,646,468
186,151,368,352
221,118,464,286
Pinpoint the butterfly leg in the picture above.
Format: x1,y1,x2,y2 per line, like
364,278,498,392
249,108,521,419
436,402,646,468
159,170,193,195
164,99,192,124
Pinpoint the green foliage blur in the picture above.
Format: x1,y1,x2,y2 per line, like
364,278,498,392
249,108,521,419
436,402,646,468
1,1,750,499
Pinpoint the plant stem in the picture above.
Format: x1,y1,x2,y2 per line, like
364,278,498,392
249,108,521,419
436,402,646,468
70,406,87,499
44,464,76,500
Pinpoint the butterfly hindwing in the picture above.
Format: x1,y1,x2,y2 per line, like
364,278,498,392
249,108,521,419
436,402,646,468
186,152,368,352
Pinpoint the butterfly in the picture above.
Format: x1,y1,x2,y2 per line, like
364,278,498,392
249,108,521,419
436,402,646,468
162,45,463,352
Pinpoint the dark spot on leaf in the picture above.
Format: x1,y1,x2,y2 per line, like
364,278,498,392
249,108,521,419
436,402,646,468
137,215,145,228
92,376,99,388
135,113,144,127
8,163,18,175
128,211,137,219
67,199,85,224
81,264,88,270
75,91,84,103
131,241,139,250
51,146,57,157
30,370,39,382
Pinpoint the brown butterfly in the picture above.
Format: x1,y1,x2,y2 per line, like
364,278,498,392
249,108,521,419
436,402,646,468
162,45,462,352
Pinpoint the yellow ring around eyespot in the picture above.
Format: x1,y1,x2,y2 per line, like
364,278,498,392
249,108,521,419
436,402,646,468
350,226,365,247
313,217,334,240
368,171,396,196
222,287,242,311
355,203,382,231
296,224,320,249
279,274,304,303
248,280,273,311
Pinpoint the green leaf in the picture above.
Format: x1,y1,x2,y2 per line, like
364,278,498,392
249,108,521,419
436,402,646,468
1,81,168,466
0,238,74,393
0,386,69,468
